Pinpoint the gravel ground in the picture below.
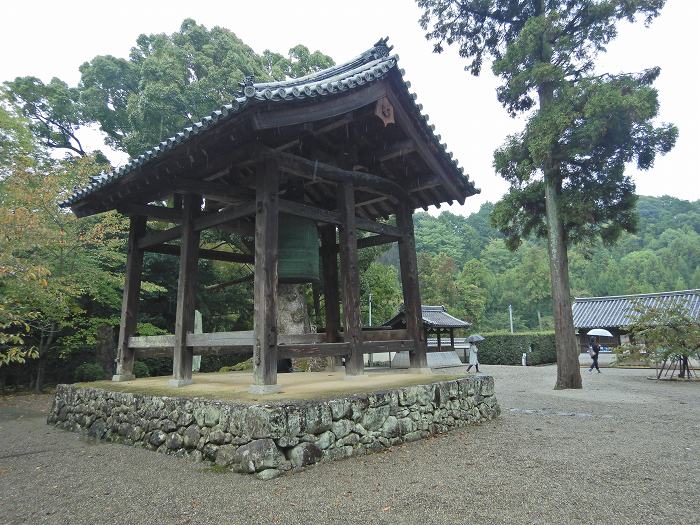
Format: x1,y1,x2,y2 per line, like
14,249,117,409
0,366,698,525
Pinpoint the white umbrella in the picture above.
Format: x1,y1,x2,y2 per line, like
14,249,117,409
587,328,613,337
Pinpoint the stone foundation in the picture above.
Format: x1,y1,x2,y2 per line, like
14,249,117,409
48,376,500,479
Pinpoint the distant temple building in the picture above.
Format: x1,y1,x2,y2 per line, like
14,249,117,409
572,289,700,351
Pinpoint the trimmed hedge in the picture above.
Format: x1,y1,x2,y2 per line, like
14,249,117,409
477,331,557,366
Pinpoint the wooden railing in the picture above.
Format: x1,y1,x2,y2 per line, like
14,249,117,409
130,329,412,359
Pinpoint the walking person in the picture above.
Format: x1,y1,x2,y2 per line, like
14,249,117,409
466,342,479,373
588,338,601,373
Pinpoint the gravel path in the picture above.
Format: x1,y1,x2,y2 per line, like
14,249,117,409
0,366,698,525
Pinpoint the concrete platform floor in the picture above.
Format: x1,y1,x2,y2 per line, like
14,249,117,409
85,369,465,403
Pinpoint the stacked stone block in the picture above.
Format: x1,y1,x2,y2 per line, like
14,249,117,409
48,376,500,480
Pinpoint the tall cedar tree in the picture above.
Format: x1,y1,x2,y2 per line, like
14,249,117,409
417,0,677,388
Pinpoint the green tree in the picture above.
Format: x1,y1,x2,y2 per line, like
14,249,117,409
455,259,489,326
79,19,334,156
2,77,85,156
629,302,700,378
361,263,402,326
0,119,130,389
418,0,678,389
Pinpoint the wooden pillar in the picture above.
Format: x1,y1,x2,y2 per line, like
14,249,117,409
450,328,455,350
170,194,202,387
338,181,363,376
397,203,429,371
437,330,442,351
250,159,280,394
113,216,147,381
320,224,343,371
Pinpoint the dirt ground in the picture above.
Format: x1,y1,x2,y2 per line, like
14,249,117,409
0,365,698,525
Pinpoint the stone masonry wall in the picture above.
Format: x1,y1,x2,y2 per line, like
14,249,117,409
48,376,500,480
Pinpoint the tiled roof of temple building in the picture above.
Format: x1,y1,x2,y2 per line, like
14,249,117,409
384,305,471,329
62,38,477,212
572,289,700,329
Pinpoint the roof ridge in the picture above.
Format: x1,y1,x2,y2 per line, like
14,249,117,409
252,38,393,90
574,289,700,301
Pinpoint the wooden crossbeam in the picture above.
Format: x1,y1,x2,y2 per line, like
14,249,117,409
355,217,402,237
279,199,341,225
377,139,415,162
145,244,253,264
173,178,255,202
357,234,397,249
278,198,401,238
266,149,411,204
193,201,256,232
118,203,182,223
137,202,256,249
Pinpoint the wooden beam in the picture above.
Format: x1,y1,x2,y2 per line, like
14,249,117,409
192,201,256,232
338,181,364,376
279,199,341,225
171,194,202,386
360,328,408,342
385,89,466,205
278,342,350,360
113,216,146,381
252,81,387,130
130,331,326,350
320,225,341,341
320,224,342,371
138,206,256,249
173,177,256,202
266,149,411,203
138,225,182,249
396,203,428,369
377,139,415,162
357,234,396,249
118,203,182,223
251,158,280,393
145,243,253,264
355,217,401,237
362,340,414,354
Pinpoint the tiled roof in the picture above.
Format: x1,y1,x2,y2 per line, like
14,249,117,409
572,289,700,329
62,38,476,210
384,305,471,329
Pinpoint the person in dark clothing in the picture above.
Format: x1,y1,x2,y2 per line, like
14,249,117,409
588,338,601,373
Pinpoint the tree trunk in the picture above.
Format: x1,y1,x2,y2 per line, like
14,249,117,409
278,283,325,371
538,56,582,388
34,326,56,393
543,170,582,389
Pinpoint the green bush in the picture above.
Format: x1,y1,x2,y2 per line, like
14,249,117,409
142,353,253,376
133,361,150,378
74,362,106,382
477,331,556,366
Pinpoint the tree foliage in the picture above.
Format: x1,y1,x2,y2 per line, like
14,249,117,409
417,0,678,389
629,302,700,363
0,21,335,389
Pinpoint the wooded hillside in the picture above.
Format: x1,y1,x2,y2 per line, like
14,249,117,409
397,196,700,331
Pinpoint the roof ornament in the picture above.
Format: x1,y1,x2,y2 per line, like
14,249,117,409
372,37,393,59
240,76,256,98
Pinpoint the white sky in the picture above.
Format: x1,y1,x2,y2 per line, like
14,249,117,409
2,0,698,215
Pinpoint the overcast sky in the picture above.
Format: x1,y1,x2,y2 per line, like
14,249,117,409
3,0,697,215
